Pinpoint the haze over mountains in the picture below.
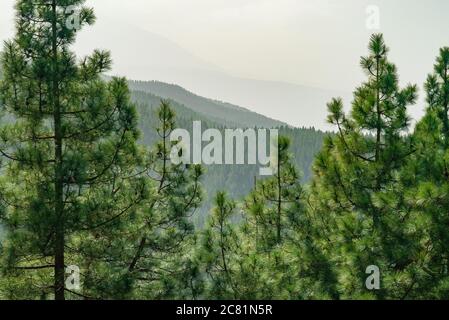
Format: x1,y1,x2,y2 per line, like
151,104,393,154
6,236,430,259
127,80,326,225
127,80,287,128
3,0,449,129
75,18,347,130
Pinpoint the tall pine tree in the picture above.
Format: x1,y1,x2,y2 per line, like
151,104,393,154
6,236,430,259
309,34,420,299
0,0,147,299
401,47,449,298
237,135,337,299
125,101,203,299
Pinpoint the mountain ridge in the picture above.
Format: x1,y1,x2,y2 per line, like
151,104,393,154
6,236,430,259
127,79,289,129
73,18,347,130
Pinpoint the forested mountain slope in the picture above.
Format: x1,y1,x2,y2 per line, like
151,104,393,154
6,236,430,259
130,88,327,225
128,80,287,128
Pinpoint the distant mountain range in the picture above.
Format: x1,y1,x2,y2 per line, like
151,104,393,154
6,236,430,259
127,80,287,128
75,18,349,131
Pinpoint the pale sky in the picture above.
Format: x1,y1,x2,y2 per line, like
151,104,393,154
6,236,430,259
1,0,449,128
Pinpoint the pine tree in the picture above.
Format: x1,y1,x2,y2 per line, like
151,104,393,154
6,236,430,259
244,136,303,249
125,100,203,298
236,135,337,299
309,34,420,299
198,191,240,299
0,0,147,299
401,47,449,298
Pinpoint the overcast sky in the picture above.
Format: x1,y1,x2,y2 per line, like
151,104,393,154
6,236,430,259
1,0,449,127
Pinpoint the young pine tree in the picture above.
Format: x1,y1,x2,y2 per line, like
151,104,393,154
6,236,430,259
125,101,203,299
309,34,420,299
243,136,303,249
239,135,337,299
0,0,147,299
198,191,240,299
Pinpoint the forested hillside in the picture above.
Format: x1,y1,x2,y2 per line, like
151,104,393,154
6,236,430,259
130,89,326,225
128,80,287,128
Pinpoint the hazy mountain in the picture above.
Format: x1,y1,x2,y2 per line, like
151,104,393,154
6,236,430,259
75,17,220,77
127,80,287,128
75,19,348,130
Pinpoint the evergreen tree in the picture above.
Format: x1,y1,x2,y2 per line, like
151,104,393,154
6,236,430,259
309,34,419,299
125,100,203,298
401,47,449,298
198,191,240,299
244,136,303,249
0,0,147,300
237,135,337,299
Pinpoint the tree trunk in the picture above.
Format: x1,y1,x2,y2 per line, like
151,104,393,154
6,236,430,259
276,150,281,244
375,55,381,163
52,0,65,301
442,67,449,146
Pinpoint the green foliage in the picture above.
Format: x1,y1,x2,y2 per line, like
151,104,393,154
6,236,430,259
399,47,449,299
197,192,239,299
196,136,337,299
131,89,327,227
243,136,303,248
122,100,203,299
0,0,148,300
310,34,422,299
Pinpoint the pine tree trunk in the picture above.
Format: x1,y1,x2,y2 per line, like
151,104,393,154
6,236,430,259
129,118,168,272
442,67,449,146
52,0,65,301
219,213,228,274
374,55,381,228
375,55,381,163
276,154,281,243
